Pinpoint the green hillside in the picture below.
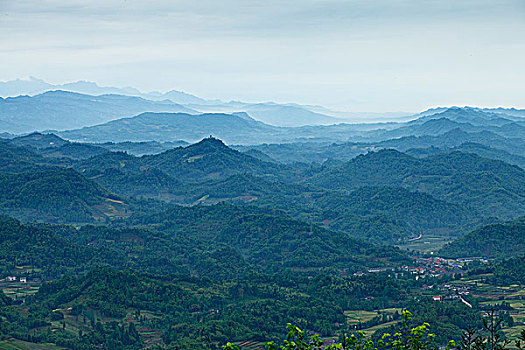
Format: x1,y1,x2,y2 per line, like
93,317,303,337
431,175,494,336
181,175,476,244
440,216,525,258
0,168,129,223
75,137,290,184
128,204,409,273
308,150,525,219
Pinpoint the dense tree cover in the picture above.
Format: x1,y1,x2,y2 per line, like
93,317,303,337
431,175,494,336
0,268,489,349
140,137,289,181
180,175,477,244
68,166,476,245
85,167,185,200
244,311,444,350
40,142,107,160
0,290,10,307
406,142,525,169
8,132,111,160
75,137,291,183
126,203,409,273
376,299,482,344
307,150,525,219
489,255,525,285
70,138,294,199
0,208,407,281
234,141,367,164
97,140,189,156
9,132,70,150
0,269,368,348
64,223,248,279
3,136,523,246
75,150,143,174
0,140,58,173
0,168,127,223
0,216,129,279
306,186,475,243
440,217,525,258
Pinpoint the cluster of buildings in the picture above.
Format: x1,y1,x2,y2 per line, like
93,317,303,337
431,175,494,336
0,276,27,283
428,283,471,303
353,255,488,280
400,256,488,279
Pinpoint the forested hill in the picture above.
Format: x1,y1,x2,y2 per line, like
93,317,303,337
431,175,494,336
307,149,525,218
75,137,291,183
440,216,525,258
140,137,288,181
0,168,130,223
0,203,408,281
0,215,101,278
126,203,409,273
405,142,525,169
179,175,477,244
0,139,58,173
1,136,514,245
20,267,411,348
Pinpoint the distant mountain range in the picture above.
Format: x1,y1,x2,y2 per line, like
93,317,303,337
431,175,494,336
59,111,286,144
2,78,525,132
55,105,525,147
2,93,524,170
0,78,346,127
0,90,196,133
0,77,210,105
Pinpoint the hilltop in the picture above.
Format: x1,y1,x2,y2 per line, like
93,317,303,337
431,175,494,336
75,137,290,183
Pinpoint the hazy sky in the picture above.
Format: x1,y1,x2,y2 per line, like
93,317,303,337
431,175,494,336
1,0,524,112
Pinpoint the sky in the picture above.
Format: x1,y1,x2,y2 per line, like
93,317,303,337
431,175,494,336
0,0,524,112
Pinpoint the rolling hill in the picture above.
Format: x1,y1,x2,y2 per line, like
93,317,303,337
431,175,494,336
406,142,525,169
177,174,476,244
440,216,525,258
59,111,284,144
0,139,62,173
128,203,408,272
0,168,130,223
75,137,290,183
307,150,525,219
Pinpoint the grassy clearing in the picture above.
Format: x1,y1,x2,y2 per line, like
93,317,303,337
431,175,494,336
345,310,379,324
235,340,266,349
362,320,399,336
380,308,403,313
1,284,39,300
